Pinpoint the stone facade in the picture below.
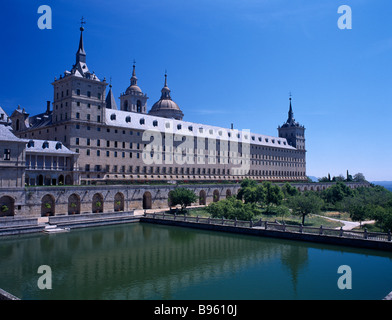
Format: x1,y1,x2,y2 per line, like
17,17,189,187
0,182,368,218
6,26,307,186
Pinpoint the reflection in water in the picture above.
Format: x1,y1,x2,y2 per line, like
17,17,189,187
0,223,391,300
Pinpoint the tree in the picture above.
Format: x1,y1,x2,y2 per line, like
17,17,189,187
282,182,299,198
169,188,197,212
340,196,370,227
321,181,353,205
207,196,260,221
263,181,284,213
353,173,366,182
288,191,324,225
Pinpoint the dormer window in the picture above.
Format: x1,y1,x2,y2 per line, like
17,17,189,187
42,141,49,149
188,126,193,131
110,114,116,120
177,124,182,130
126,116,131,123
55,142,62,150
153,120,158,127
140,118,145,125
27,140,35,148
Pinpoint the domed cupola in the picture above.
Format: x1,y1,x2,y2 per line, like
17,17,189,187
119,63,148,113
148,73,184,120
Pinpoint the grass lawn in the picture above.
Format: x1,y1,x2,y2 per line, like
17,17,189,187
183,207,344,229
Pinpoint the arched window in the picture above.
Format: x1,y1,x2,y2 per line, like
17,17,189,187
124,100,128,111
199,190,206,205
0,196,15,217
137,100,142,113
41,194,55,217
68,194,80,215
92,193,104,213
114,192,125,212
143,191,152,209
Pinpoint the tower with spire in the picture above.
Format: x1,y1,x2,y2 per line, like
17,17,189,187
148,72,184,120
278,95,306,151
119,62,148,113
51,18,107,132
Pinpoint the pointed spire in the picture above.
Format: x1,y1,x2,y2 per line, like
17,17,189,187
130,61,137,86
106,78,118,110
76,17,86,64
288,94,294,123
161,71,171,99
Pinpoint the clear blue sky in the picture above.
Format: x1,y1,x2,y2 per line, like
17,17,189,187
1,0,391,181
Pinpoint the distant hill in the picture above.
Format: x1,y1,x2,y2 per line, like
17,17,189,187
308,176,319,182
371,181,392,192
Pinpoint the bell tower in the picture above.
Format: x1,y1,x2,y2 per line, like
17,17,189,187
278,96,306,151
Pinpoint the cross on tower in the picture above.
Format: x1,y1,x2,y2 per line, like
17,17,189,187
80,16,86,30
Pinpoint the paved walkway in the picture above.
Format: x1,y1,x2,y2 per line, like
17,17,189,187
315,215,375,230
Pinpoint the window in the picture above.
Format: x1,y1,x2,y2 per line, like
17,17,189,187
97,139,101,147
97,115,101,122
140,118,145,125
76,112,80,119
126,116,131,123
137,100,142,113
87,91,91,97
77,89,80,96
87,138,91,146
153,120,158,127
110,114,116,120
3,149,11,160
98,93,101,99
87,114,91,121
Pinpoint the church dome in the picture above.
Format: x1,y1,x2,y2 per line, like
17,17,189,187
148,73,184,120
125,64,143,94
125,84,142,94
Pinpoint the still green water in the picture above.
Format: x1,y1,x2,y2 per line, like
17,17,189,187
0,222,391,300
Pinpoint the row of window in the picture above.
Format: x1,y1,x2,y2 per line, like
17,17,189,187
55,89,102,100
83,164,304,177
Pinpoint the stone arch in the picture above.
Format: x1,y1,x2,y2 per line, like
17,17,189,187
143,191,152,209
199,190,206,205
226,189,232,198
114,192,125,212
44,175,51,186
213,189,220,202
65,175,73,185
41,194,55,217
68,193,81,215
38,174,44,186
58,175,65,185
92,193,104,213
0,196,15,217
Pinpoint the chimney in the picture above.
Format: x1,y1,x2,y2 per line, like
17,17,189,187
46,101,51,114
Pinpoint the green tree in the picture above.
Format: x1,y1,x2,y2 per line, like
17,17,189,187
321,181,353,205
288,191,324,225
353,173,366,182
169,188,198,212
340,196,371,227
263,181,284,213
281,182,299,198
207,197,260,221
